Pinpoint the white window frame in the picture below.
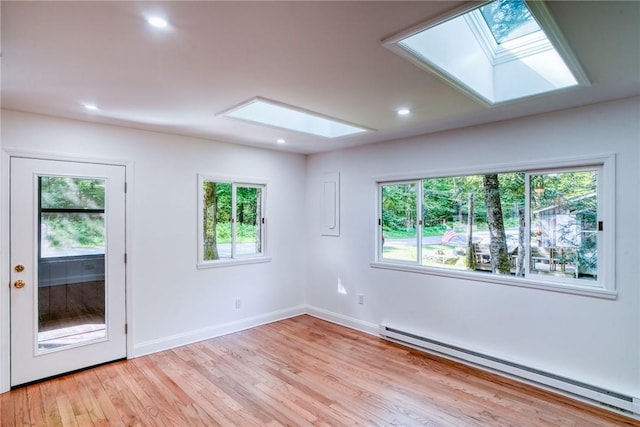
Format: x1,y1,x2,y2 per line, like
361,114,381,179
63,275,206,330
371,154,616,299
197,174,270,268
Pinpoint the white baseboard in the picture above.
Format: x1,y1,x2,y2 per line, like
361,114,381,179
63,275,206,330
133,305,306,357
303,305,379,336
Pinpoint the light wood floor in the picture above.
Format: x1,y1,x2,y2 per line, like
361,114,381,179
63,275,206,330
1,315,638,426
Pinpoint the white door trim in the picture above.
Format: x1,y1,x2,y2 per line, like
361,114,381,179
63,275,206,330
0,149,134,393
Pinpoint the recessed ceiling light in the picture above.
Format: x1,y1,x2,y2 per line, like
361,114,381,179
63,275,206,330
219,97,370,139
83,103,99,111
397,108,411,116
276,138,286,144
147,16,168,28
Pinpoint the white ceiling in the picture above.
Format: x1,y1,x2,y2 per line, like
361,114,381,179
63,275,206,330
2,1,639,154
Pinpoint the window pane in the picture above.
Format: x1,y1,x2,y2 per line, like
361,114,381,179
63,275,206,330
419,173,524,274
479,0,541,44
530,170,598,281
40,177,105,210
236,186,262,257
203,181,232,260
381,183,418,262
422,176,472,270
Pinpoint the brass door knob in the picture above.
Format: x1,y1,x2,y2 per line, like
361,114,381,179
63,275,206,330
14,280,26,289
14,264,25,272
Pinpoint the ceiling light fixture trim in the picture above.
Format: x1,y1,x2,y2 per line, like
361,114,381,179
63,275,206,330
147,16,169,29
218,97,371,139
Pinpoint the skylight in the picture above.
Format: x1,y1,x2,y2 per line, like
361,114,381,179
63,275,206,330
383,0,589,105
219,98,369,139
479,0,540,44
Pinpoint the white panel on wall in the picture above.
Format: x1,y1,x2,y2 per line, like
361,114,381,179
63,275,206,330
321,172,340,236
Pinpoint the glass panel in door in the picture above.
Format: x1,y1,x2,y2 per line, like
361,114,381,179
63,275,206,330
37,176,106,350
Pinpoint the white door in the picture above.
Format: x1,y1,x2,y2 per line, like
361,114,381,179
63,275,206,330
10,157,127,386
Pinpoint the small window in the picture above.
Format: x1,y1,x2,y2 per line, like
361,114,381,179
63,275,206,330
198,176,267,267
374,159,614,296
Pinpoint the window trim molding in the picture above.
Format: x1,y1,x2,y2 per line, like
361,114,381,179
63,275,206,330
372,153,616,298
197,173,270,269
369,261,617,300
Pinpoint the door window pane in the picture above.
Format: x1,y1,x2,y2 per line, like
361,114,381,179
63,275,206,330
38,176,106,350
40,212,105,258
40,176,105,210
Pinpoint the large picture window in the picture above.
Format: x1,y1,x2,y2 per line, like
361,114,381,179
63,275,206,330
198,176,267,267
375,158,614,296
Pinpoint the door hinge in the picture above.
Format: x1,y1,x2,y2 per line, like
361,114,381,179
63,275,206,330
124,253,128,264
378,218,381,226
124,182,128,193
598,221,603,231
125,324,128,334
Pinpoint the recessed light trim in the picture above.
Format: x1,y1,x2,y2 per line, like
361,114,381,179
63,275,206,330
83,103,99,111
383,0,589,105
219,97,370,139
397,108,411,116
276,138,286,144
147,16,168,29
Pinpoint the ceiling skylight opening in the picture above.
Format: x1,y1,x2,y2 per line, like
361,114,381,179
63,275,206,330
383,0,589,105
219,98,370,139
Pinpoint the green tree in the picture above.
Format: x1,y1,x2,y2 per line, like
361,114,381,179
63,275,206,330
203,181,219,260
381,183,417,234
483,174,510,274
479,0,534,43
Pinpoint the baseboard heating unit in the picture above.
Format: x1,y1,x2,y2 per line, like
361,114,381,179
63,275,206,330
379,324,640,417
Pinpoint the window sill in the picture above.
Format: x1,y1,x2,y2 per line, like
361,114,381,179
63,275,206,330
198,256,272,269
369,261,617,300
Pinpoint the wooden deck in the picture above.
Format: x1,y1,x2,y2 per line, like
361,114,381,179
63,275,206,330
1,315,638,426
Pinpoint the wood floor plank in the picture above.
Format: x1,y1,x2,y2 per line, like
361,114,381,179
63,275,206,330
25,384,47,427
2,315,639,426
10,387,30,426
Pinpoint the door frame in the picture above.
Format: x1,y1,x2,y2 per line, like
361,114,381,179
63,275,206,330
0,149,134,393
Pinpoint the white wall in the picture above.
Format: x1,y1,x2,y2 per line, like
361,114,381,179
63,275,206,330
305,97,640,398
0,110,307,376
2,97,639,403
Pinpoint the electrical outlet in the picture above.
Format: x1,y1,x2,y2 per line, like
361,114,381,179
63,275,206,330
358,295,364,305
235,298,241,309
